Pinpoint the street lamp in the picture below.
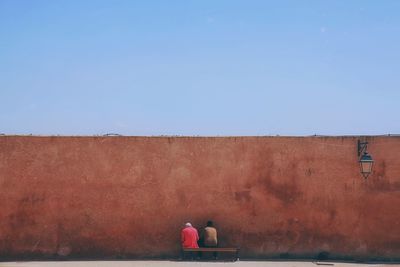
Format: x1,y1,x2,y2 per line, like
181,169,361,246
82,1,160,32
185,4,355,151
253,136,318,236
358,140,374,179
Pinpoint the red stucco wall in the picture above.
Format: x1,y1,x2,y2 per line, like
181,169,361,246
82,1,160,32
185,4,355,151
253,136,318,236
0,136,399,261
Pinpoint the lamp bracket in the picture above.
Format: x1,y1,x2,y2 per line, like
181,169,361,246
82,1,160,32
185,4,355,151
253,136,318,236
358,140,368,157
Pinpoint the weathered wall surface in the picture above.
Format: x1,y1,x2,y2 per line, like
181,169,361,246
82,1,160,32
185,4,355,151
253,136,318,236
0,136,399,261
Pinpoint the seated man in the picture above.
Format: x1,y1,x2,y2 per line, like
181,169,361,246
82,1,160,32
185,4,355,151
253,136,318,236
202,220,218,259
203,220,218,247
181,222,199,259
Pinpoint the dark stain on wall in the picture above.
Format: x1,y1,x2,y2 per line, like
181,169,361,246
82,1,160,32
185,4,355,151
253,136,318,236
234,190,252,202
258,174,302,205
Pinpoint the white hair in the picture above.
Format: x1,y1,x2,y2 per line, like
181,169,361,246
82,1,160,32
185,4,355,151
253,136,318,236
185,222,192,227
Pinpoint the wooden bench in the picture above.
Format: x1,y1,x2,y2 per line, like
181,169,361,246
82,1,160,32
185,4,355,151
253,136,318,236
182,247,240,261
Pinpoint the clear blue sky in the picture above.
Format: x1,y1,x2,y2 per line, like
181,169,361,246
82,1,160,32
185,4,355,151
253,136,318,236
1,0,399,136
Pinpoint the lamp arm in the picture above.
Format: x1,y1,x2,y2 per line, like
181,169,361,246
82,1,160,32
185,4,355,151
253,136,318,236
357,140,368,158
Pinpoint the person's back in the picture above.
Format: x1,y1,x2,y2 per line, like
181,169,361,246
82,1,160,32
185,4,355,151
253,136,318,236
181,223,199,248
204,221,218,247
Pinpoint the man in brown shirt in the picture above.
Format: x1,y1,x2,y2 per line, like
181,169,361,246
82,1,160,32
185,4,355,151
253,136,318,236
202,220,218,259
204,220,218,247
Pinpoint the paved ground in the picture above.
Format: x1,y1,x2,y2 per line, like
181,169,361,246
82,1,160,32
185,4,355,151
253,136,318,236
0,261,396,267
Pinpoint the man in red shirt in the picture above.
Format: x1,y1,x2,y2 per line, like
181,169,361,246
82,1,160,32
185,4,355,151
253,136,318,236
181,222,200,260
181,222,199,248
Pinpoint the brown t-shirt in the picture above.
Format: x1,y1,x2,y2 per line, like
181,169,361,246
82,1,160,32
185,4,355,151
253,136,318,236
204,226,218,246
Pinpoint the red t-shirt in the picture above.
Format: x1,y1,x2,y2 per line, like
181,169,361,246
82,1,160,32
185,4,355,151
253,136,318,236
181,226,199,248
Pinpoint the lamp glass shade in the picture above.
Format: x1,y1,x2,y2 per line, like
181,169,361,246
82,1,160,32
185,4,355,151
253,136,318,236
359,152,374,178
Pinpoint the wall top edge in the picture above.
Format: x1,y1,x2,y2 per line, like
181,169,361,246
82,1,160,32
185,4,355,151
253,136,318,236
1,134,400,138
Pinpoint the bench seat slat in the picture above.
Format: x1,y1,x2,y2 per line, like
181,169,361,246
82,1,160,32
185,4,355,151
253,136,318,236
183,248,238,252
